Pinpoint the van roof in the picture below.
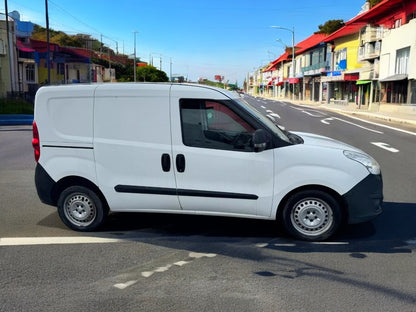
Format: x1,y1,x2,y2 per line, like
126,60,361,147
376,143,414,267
36,82,240,100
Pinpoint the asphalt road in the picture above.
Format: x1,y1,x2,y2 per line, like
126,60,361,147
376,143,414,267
1,99,415,311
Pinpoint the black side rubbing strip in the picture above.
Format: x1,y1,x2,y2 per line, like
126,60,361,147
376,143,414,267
114,185,258,200
42,145,93,150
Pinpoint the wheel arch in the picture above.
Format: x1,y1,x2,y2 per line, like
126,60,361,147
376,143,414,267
276,184,348,223
52,176,109,211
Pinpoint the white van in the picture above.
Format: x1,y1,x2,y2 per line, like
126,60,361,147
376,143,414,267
32,83,383,241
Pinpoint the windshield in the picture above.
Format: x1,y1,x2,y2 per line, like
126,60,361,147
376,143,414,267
234,97,291,144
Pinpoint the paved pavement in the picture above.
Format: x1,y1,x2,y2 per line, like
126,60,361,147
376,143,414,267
261,97,416,129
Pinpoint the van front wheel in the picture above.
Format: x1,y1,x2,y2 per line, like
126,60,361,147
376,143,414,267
57,186,107,231
282,190,341,241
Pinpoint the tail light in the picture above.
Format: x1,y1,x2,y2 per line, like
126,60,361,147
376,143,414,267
32,121,40,162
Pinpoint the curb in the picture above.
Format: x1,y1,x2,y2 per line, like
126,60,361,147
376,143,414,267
0,114,33,126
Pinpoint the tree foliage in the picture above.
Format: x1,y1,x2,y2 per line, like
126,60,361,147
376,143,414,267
136,66,169,82
314,19,345,34
32,25,102,51
367,0,383,8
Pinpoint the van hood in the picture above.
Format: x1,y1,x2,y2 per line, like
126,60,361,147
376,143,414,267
292,131,363,153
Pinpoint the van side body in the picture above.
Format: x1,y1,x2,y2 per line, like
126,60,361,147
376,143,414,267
33,83,383,240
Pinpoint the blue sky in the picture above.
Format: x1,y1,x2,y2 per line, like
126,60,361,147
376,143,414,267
3,0,368,86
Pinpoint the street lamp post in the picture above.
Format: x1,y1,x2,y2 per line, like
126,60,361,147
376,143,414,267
133,31,138,82
271,26,295,101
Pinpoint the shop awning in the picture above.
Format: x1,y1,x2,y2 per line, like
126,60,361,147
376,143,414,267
289,78,299,84
356,80,371,85
380,74,408,82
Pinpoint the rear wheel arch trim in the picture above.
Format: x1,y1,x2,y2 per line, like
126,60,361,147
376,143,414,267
53,176,109,211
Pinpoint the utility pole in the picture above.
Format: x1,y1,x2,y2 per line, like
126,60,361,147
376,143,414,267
170,58,172,82
133,31,138,82
4,0,14,92
45,0,51,84
271,26,295,101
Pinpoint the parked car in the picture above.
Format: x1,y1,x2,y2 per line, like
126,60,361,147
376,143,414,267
32,83,383,241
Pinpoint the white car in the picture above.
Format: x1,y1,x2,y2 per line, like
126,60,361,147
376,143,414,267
32,83,383,241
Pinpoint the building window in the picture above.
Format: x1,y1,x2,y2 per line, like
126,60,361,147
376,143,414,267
393,18,402,28
25,64,35,82
395,47,410,75
335,48,347,70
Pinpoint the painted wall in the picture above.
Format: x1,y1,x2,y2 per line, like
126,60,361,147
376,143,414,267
379,18,416,80
333,33,362,72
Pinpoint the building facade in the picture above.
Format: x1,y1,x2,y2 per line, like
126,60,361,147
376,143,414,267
255,0,416,114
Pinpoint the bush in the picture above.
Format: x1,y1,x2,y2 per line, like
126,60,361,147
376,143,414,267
0,98,34,114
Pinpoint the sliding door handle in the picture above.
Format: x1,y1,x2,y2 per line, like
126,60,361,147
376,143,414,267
161,153,171,172
176,154,185,173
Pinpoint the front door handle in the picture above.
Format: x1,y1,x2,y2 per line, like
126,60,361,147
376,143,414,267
176,154,185,173
161,153,171,172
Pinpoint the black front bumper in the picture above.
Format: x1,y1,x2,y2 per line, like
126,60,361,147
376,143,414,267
343,173,383,224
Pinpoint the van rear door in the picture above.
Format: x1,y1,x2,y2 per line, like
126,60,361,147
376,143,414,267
93,84,181,212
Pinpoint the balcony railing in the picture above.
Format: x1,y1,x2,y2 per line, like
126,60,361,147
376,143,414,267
301,61,330,75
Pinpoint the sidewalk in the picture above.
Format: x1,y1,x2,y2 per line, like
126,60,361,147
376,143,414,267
286,99,416,129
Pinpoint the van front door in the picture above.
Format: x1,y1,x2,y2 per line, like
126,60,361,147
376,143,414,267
170,95,274,218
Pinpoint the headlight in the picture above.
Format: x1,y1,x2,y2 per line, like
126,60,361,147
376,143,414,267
343,150,381,175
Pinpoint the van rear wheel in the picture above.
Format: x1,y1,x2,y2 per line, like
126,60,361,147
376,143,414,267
282,190,341,241
57,186,107,231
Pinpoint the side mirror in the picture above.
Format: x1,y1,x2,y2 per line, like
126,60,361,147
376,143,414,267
253,129,269,153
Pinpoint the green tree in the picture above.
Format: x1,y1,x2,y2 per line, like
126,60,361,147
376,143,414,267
367,0,383,8
136,66,169,82
315,19,345,34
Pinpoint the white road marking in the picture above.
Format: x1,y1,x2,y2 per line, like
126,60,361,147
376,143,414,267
321,117,334,125
269,113,281,119
256,241,349,248
405,238,416,245
321,117,383,134
261,105,266,109
310,242,349,245
302,110,325,117
114,280,138,290
0,236,123,246
174,261,190,266
330,112,416,136
189,252,217,259
112,252,219,289
274,243,296,247
371,142,400,153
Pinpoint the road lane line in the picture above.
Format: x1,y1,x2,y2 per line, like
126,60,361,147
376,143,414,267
0,236,123,246
320,117,383,134
332,113,416,136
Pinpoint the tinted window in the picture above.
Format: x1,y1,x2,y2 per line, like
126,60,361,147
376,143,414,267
180,99,255,152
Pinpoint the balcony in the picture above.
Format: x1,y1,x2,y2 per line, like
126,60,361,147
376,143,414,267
358,42,381,61
301,61,330,76
360,25,383,45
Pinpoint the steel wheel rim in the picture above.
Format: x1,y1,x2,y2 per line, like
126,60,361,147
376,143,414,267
290,197,333,237
64,193,96,227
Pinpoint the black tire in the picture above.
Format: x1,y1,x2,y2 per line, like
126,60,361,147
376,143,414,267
282,190,342,241
57,186,108,231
